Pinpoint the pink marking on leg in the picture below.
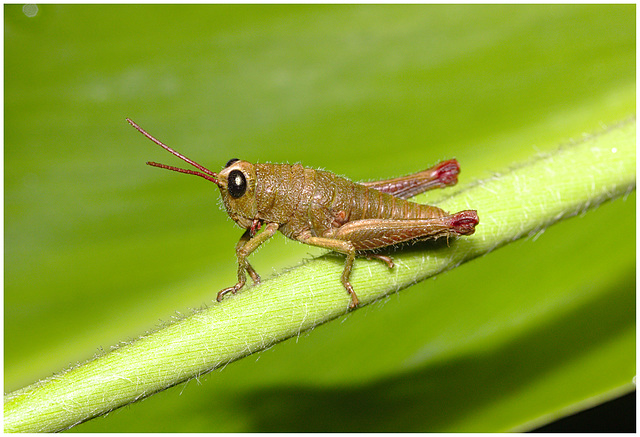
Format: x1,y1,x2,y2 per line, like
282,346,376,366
447,210,479,235
431,159,460,187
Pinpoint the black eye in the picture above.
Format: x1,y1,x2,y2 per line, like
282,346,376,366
225,158,239,168
227,169,247,198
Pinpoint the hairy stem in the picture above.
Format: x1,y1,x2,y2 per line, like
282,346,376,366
4,118,635,432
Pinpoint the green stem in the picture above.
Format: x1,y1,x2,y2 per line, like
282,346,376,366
4,118,635,433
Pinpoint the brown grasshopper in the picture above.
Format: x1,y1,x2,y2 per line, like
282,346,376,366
128,119,479,309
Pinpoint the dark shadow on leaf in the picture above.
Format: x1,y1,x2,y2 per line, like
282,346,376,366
208,269,634,432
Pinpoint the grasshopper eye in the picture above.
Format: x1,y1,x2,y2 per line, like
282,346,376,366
225,158,240,168
228,169,247,198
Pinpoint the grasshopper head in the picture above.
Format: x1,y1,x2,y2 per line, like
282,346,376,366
216,159,258,228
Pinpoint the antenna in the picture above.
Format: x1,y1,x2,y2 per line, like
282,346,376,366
127,118,219,184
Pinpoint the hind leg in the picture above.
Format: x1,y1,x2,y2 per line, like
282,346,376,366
361,159,460,199
327,211,479,251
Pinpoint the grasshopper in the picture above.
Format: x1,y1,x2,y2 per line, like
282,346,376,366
128,119,479,309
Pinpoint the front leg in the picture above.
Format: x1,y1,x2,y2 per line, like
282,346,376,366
233,229,261,284
217,222,279,302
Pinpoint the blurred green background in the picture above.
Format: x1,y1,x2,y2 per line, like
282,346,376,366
5,4,635,432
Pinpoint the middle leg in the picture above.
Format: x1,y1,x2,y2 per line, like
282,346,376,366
298,235,360,309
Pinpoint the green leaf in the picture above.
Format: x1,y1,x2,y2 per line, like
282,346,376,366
4,4,635,432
